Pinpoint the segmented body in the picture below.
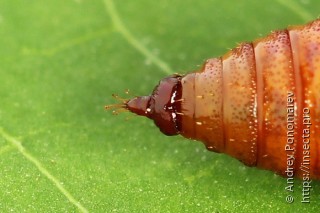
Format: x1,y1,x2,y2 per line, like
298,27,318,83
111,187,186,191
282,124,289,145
179,19,320,179
111,19,320,179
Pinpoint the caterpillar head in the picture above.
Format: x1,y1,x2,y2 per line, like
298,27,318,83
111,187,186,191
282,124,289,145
106,74,182,136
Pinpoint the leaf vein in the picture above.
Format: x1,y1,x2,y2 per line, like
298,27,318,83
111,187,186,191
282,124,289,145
0,128,88,213
275,0,313,21
104,0,173,75
22,28,113,57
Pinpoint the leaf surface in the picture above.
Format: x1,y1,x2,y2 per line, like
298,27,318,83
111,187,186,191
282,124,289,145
0,0,319,212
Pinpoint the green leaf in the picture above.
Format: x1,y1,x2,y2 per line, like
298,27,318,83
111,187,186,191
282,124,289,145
0,0,319,212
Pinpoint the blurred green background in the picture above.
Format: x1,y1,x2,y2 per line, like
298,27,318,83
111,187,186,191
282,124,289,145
0,0,319,212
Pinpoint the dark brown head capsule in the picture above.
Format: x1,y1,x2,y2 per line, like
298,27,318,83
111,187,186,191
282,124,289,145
125,74,182,136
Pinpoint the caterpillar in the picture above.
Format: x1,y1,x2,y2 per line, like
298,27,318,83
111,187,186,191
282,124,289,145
107,19,320,179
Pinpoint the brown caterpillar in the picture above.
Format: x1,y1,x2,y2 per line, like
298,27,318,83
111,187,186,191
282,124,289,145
107,19,320,179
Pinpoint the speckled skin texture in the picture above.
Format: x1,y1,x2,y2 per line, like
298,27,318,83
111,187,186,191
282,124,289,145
179,19,320,179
